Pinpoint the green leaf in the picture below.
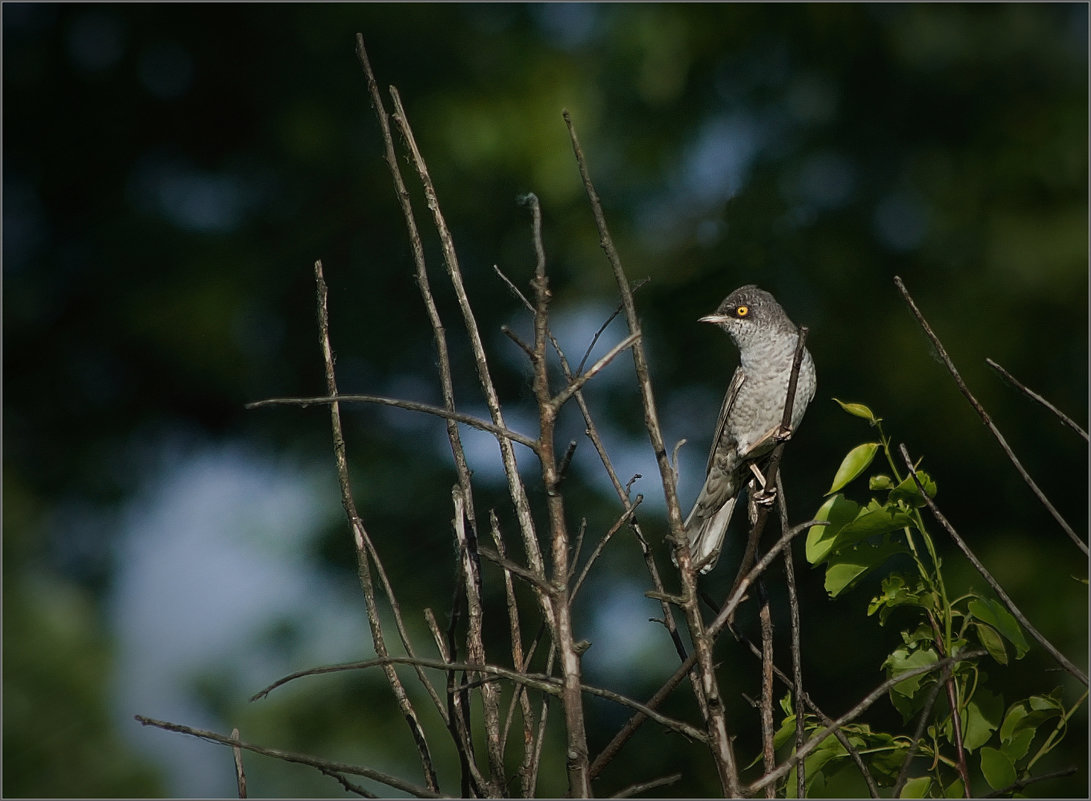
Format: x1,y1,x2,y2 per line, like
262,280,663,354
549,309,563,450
835,504,914,546
980,746,1017,791
868,574,908,616
833,397,881,424
824,538,909,597
889,470,938,506
899,776,932,798
883,645,938,698
960,688,1002,752
1000,727,1035,763
806,494,860,564
779,692,795,717
772,715,798,751
974,622,1008,665
827,442,880,494
869,474,894,491
868,575,932,623
968,597,1029,659
803,733,846,775
999,694,1064,744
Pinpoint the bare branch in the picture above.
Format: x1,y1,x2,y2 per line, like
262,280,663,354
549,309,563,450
892,660,950,797
730,621,881,798
522,190,592,797
981,766,1079,798
246,393,539,453
564,107,739,796
489,512,541,797
230,728,247,799
774,472,817,797
592,518,821,782
355,34,481,541
893,275,1086,555
608,773,682,799
551,332,641,410
575,277,650,376
249,653,703,745
134,715,443,799
251,655,562,702
758,583,776,798
562,109,684,545
451,487,505,794
571,496,644,604
311,260,439,793
746,650,989,795
985,357,1088,442
898,444,1088,686
477,544,553,594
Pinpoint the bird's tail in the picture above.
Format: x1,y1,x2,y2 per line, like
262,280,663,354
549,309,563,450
683,495,738,574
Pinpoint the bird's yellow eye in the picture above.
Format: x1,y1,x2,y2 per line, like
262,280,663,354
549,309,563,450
735,305,750,317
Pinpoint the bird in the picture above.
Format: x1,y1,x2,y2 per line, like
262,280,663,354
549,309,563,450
682,285,816,574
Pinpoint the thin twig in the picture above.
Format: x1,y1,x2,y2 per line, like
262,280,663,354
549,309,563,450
512,265,687,672
571,496,643,603
355,34,481,541
520,267,695,777
249,653,704,744
562,110,685,545
564,107,738,796
318,768,378,798
451,487,505,794
246,394,539,452
312,260,439,793
758,580,776,798
893,276,1085,554
522,190,592,797
357,528,448,723
551,331,641,410
230,728,247,799
928,612,972,797
609,773,683,798
746,650,989,795
897,444,1088,686
730,623,881,798
775,473,816,797
892,660,950,797
985,358,1088,442
424,606,475,796
501,324,536,360
574,277,650,376
251,655,562,701
134,716,443,799
980,766,1078,798
357,40,487,790
477,544,554,594
388,87,554,634
592,518,821,782
489,511,540,798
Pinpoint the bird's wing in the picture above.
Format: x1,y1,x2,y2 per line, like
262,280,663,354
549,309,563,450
705,367,746,476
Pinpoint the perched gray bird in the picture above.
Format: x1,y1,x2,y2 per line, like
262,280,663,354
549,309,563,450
683,285,816,573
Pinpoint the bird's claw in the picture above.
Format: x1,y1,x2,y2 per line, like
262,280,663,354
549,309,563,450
753,486,777,506
747,463,777,505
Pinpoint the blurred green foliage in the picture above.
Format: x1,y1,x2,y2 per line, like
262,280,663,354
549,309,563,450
4,4,1086,796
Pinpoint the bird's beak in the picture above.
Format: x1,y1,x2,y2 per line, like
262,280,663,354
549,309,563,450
699,314,730,325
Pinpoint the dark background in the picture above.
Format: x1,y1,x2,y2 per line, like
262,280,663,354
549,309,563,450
4,4,1088,797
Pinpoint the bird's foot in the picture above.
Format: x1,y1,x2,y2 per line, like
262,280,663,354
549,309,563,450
744,424,794,458
772,423,794,443
747,463,777,506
